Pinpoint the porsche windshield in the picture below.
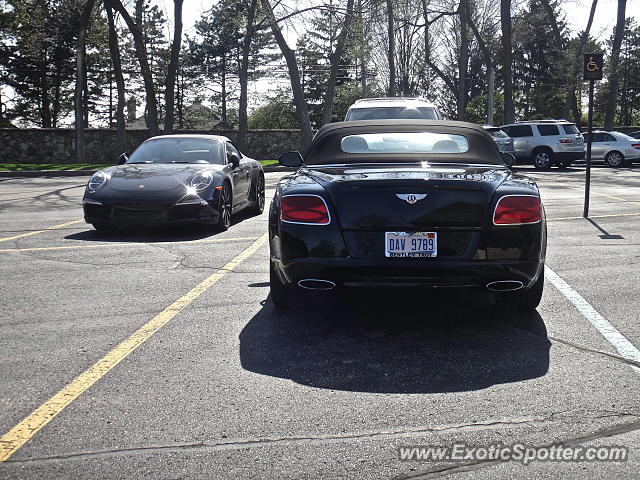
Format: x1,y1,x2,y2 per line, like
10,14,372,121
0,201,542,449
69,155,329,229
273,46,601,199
127,138,224,164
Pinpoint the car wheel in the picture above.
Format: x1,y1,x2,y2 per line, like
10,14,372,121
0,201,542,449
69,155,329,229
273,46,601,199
269,259,292,309
92,222,116,232
248,174,265,215
532,149,553,169
605,151,624,168
214,183,232,231
497,272,544,312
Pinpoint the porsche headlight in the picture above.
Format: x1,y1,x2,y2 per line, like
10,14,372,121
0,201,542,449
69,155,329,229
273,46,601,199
88,171,108,193
190,171,214,192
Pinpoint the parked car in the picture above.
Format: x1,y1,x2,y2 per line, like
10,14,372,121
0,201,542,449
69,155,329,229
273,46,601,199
500,120,585,169
582,130,640,167
482,126,515,153
344,97,442,121
271,120,546,312
83,135,265,231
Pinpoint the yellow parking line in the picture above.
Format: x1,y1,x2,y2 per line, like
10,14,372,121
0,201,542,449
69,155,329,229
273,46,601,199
0,233,268,463
548,212,640,222
0,236,260,253
0,220,84,243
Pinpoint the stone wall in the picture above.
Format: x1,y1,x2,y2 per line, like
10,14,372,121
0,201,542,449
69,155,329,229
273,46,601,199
0,128,306,163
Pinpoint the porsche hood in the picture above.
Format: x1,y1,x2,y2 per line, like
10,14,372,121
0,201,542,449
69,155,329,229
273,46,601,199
104,164,221,192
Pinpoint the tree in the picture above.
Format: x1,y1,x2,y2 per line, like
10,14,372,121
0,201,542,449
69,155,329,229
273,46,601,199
110,0,160,134
75,0,98,162
604,0,627,129
164,0,183,133
385,0,396,96
248,95,297,129
501,0,515,123
321,0,355,124
238,0,258,149
566,0,599,126
104,0,126,152
260,0,312,149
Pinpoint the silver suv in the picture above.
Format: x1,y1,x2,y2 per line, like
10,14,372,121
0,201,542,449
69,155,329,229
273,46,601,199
500,120,585,169
344,97,442,121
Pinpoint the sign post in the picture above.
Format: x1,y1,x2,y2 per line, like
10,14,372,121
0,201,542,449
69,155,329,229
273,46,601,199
582,53,603,218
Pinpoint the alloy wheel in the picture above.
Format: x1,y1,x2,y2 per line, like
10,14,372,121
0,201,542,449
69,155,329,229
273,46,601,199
533,151,552,169
606,151,624,168
219,184,232,229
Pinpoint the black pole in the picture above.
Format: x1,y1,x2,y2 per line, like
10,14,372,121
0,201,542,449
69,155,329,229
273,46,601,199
583,79,594,218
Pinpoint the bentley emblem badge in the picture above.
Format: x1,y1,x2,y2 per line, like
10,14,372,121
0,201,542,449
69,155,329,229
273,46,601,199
396,193,427,205
138,185,145,189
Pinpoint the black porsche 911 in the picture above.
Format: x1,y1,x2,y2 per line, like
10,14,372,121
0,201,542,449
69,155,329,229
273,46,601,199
83,135,265,231
269,120,547,311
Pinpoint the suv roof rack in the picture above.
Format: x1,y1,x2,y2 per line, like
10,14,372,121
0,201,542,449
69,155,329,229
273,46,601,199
515,119,572,124
354,97,433,104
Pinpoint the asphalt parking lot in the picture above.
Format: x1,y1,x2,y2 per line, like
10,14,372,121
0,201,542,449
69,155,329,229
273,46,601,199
0,165,639,479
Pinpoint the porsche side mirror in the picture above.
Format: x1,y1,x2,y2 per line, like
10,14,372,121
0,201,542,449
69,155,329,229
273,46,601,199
228,154,240,168
117,153,128,165
501,152,516,168
279,151,303,168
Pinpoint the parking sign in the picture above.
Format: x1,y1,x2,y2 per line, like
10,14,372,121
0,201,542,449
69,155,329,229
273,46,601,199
583,54,603,81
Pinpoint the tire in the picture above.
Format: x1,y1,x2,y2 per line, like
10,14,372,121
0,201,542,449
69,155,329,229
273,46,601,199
214,182,232,231
269,259,292,309
497,272,544,312
605,151,624,168
92,222,116,232
248,173,265,215
532,149,553,169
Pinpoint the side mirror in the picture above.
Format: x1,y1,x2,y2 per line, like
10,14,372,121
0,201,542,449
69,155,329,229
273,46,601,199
228,153,240,168
501,152,516,167
117,153,128,165
278,151,303,168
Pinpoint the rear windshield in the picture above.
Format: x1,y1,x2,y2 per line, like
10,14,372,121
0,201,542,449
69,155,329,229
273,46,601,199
616,132,636,141
127,138,224,164
486,128,509,139
561,124,580,135
340,133,469,154
346,106,439,121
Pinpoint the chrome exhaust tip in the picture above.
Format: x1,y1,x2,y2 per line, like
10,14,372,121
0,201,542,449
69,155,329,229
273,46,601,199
486,280,524,292
298,279,336,291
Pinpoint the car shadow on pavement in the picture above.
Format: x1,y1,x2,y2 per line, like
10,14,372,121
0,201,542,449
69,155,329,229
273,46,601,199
239,290,550,394
65,210,261,243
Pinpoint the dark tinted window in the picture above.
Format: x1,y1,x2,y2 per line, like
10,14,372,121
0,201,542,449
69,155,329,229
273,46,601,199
537,124,559,136
346,107,439,121
603,133,616,142
503,125,533,137
561,124,580,135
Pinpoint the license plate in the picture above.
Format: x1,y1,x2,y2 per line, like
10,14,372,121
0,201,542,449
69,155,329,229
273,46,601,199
385,232,437,258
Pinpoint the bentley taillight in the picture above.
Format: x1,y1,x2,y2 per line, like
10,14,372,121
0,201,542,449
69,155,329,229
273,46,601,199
493,195,541,225
280,195,330,224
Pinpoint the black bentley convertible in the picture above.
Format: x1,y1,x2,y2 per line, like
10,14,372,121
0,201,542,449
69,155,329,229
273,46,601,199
83,135,265,231
269,120,546,311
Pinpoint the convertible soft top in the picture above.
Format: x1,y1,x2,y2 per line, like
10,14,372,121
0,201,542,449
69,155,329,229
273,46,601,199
305,120,502,165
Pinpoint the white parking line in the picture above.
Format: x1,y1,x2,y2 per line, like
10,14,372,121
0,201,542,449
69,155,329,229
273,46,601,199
545,265,640,373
